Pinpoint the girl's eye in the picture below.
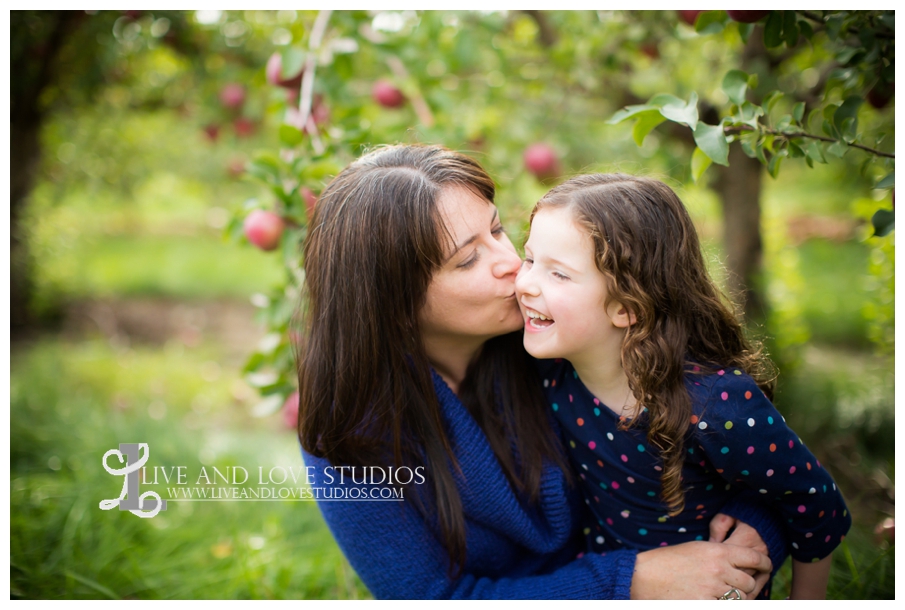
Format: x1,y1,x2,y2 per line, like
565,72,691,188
552,271,570,281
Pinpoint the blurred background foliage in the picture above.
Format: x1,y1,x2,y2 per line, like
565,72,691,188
10,10,893,599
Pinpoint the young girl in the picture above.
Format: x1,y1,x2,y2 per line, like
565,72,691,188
515,174,851,600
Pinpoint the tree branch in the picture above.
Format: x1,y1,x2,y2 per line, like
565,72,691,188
724,125,895,159
523,10,557,48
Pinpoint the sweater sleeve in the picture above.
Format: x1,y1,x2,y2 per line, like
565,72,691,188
302,450,637,600
693,371,852,563
718,490,789,572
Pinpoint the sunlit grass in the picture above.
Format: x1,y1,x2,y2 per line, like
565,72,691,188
10,339,370,600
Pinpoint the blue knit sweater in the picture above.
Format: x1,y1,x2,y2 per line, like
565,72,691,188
302,369,787,599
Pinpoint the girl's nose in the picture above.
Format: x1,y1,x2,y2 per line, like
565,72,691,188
515,262,537,296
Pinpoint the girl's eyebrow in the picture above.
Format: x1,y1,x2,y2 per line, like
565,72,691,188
444,208,499,263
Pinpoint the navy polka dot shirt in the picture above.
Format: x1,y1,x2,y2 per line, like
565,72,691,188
539,359,851,563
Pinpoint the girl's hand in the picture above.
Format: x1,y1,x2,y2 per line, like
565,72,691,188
630,541,772,599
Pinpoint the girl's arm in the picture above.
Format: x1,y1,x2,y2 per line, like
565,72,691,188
790,555,833,600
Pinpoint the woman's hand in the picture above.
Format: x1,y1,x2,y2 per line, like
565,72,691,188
630,541,772,599
710,513,769,557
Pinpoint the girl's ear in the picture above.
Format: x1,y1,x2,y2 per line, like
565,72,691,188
610,303,637,328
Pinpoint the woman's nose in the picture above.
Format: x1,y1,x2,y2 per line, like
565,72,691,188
492,237,522,278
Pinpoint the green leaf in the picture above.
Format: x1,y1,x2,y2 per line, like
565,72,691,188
833,95,863,140
798,20,813,40
804,141,827,164
826,140,849,158
762,90,784,114
764,11,783,48
738,22,754,43
607,104,657,125
279,124,304,147
695,11,727,35
736,101,765,127
739,133,759,159
782,11,799,47
792,102,805,123
280,47,306,80
691,146,713,183
722,70,749,105
871,209,895,237
631,110,666,146
876,172,895,189
652,92,699,128
787,141,805,158
693,121,729,166
767,149,786,178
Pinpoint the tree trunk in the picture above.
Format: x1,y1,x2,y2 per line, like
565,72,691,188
712,142,766,325
10,120,44,333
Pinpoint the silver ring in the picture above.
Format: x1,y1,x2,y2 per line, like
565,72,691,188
719,588,742,600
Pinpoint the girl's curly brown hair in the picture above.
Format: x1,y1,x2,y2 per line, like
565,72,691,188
533,173,776,516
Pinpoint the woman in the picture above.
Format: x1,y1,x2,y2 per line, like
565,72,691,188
297,144,784,599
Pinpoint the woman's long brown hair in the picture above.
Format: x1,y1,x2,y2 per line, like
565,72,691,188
533,174,775,516
297,144,568,574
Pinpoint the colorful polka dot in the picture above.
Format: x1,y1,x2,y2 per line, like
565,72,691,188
768,416,774,424
733,370,742,375
577,418,585,426
597,460,604,467
606,518,613,525
744,391,752,400
741,470,749,476
626,476,635,483
621,510,630,518
607,432,614,441
790,466,797,474
747,446,755,454
638,528,648,535
637,444,645,452
569,440,575,448
724,421,733,429
718,370,725,376
698,421,708,430
798,505,806,513
599,482,608,490
593,408,601,416
721,392,729,401
569,394,573,402
552,403,559,411
789,440,795,448
747,418,755,426
766,469,774,477
769,443,776,452
596,535,605,544
809,488,816,494
588,441,597,450
678,527,687,533
690,415,699,424
612,481,620,489
620,454,628,462
720,447,729,454
543,379,549,387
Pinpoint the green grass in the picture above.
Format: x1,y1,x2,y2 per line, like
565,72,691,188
10,338,371,600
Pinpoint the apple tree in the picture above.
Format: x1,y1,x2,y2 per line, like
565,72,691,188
608,10,894,326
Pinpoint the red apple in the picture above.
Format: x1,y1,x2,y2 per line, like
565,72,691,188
219,83,245,109
266,52,304,89
524,143,560,179
233,117,255,138
372,80,406,108
282,391,300,429
867,79,894,109
726,11,770,23
202,123,220,142
244,210,285,251
640,42,660,60
300,187,318,219
678,10,704,26
312,95,330,125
